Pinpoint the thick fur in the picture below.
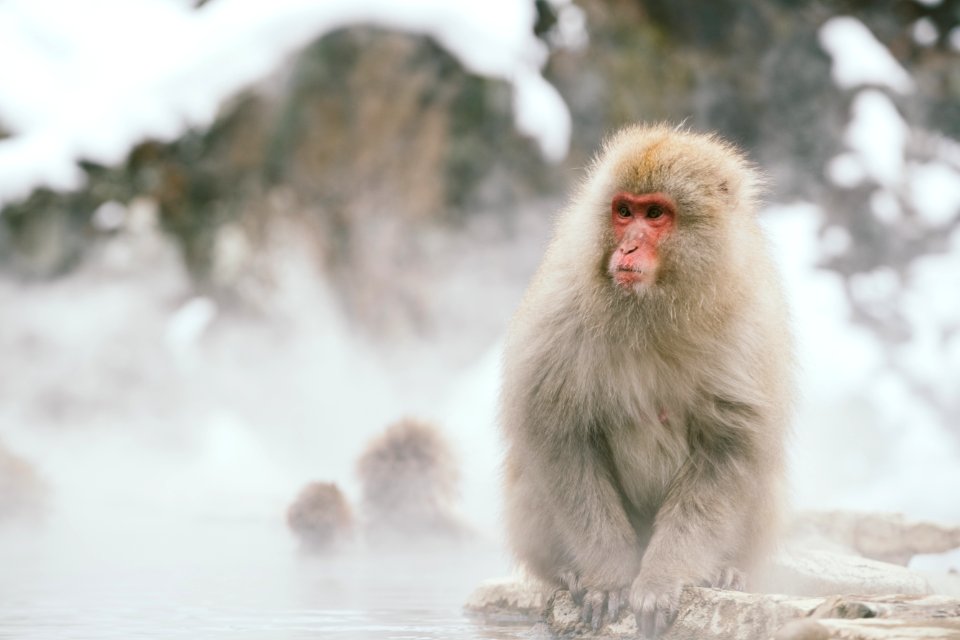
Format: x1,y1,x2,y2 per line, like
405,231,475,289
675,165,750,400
500,124,793,632
357,418,467,543
287,481,353,552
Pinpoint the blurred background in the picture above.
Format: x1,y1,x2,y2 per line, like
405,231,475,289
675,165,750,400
1,0,959,637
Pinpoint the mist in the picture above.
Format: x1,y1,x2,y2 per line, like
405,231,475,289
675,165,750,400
0,205,532,638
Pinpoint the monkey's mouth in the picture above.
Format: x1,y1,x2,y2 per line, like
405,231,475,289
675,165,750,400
612,266,651,288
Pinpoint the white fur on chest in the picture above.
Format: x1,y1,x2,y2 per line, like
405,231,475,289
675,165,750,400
595,346,694,509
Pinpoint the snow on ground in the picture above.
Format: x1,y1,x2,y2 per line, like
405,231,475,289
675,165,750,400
0,0,574,206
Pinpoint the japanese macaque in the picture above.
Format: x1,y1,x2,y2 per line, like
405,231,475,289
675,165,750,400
356,418,468,544
500,124,792,637
286,481,353,552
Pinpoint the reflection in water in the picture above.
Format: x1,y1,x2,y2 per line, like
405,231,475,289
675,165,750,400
0,515,527,639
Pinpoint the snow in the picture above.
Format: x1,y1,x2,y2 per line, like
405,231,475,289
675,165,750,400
773,102,960,514
763,205,960,521
826,91,912,193
511,69,571,163
850,267,900,310
821,225,853,258
543,0,589,51
912,17,939,47
870,189,904,224
843,90,909,188
951,27,960,52
826,152,867,188
907,161,960,227
91,201,128,232
0,0,575,206
819,16,914,94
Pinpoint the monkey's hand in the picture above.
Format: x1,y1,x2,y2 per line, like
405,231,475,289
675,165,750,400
581,588,629,631
559,572,628,631
629,572,686,639
704,566,745,591
629,566,746,637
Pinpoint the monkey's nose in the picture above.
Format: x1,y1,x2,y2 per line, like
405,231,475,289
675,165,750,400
621,245,638,255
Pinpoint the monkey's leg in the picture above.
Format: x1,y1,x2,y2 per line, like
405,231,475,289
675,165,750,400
630,398,772,638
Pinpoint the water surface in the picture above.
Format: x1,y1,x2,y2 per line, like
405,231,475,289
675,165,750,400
0,515,530,640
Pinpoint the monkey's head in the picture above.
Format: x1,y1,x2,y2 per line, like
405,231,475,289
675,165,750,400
584,124,763,298
356,418,459,515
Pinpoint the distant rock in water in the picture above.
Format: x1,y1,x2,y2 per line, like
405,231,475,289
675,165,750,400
286,481,353,552
0,441,47,524
356,418,469,545
789,510,960,567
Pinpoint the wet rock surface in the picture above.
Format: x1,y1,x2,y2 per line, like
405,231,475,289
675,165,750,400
468,578,960,639
466,516,960,639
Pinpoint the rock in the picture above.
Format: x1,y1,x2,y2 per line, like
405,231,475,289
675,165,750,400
544,587,821,640
672,589,823,640
464,574,553,621
467,576,824,639
808,594,960,621
759,548,933,597
545,587,821,640
775,617,960,640
544,589,583,632
791,511,960,566
543,589,960,640
466,568,960,639
775,619,833,640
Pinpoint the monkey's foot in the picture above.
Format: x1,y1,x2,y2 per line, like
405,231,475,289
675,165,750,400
705,566,745,591
630,580,683,639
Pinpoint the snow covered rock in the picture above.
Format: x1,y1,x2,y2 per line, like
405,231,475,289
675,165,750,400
790,511,960,566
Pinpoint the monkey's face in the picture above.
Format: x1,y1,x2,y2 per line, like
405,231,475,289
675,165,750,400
607,191,676,293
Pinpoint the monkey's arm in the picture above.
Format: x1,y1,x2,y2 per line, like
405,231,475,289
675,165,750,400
508,426,644,590
631,395,777,636
505,425,643,630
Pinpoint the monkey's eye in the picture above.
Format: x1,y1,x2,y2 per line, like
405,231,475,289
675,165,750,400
646,205,664,219
616,203,632,218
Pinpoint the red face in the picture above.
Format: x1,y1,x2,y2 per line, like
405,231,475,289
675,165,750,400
608,191,676,290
